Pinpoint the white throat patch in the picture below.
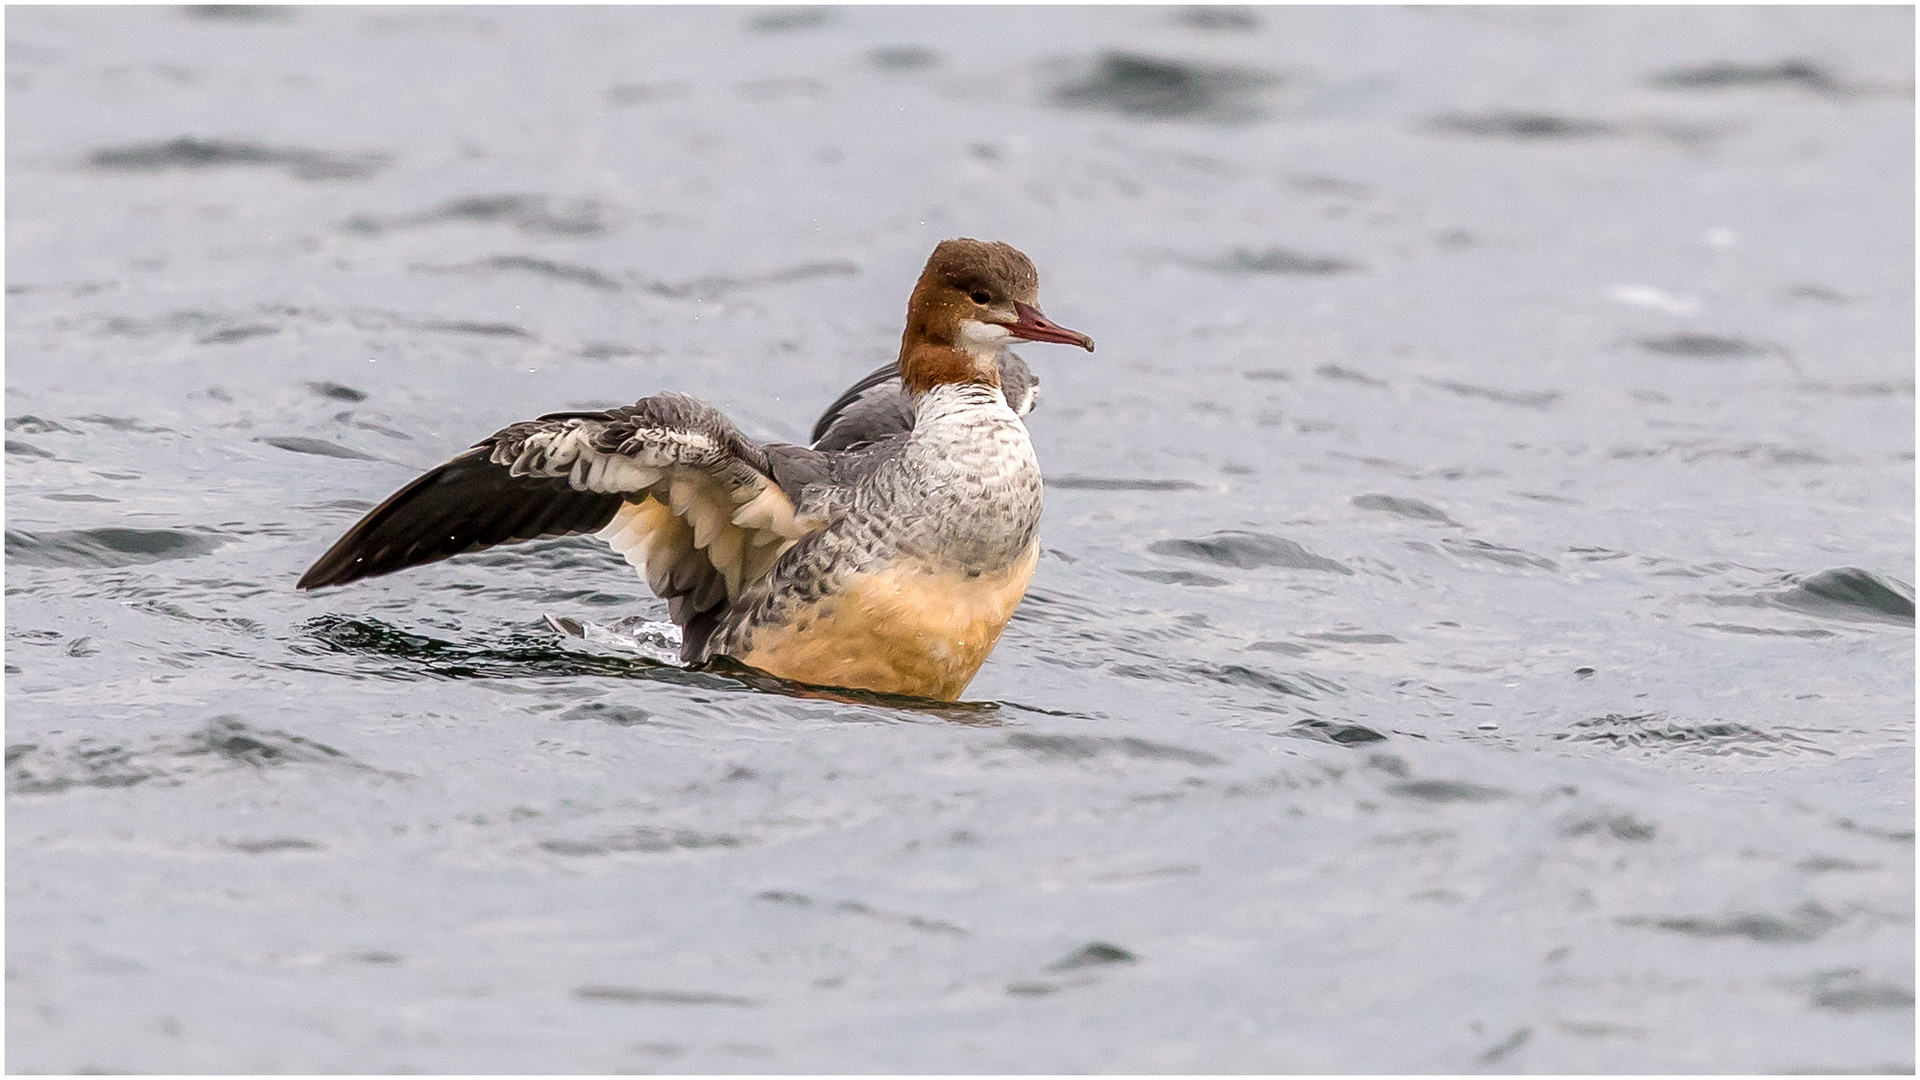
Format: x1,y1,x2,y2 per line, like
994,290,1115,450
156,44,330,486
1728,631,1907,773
956,318,1013,357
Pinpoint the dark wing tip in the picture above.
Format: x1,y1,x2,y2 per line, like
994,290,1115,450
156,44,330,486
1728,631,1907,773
297,446,623,590
295,560,349,591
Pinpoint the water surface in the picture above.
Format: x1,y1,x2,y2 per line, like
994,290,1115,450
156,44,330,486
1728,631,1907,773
7,5,1913,1072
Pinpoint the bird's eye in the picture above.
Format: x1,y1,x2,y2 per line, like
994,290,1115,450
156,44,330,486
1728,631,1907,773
970,290,992,305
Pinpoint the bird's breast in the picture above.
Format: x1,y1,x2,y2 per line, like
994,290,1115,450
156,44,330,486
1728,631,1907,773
887,385,1043,571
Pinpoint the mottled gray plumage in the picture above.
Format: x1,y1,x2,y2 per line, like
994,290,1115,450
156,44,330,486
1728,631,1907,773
725,380,1042,658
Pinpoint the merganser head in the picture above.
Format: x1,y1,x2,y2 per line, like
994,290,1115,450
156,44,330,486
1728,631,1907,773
899,238,1094,396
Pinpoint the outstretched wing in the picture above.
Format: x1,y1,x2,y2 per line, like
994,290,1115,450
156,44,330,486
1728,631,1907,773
298,393,824,634
810,351,1039,452
295,448,626,589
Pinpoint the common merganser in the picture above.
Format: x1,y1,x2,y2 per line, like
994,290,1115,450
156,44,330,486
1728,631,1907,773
298,239,1094,700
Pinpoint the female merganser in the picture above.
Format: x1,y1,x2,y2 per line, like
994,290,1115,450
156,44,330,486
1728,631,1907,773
298,239,1094,701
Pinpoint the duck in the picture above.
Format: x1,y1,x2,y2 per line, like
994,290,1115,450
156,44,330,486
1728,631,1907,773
298,238,1094,701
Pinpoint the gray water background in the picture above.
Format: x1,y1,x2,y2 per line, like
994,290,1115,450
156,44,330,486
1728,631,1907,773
5,5,1914,1073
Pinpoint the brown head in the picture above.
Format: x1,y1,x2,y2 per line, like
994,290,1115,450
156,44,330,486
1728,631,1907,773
898,238,1094,396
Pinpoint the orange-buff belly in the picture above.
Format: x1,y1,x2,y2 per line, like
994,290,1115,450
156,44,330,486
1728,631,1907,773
735,543,1039,701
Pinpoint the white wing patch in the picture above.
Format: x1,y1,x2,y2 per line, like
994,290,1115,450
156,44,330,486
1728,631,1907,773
1006,378,1039,418
488,418,817,603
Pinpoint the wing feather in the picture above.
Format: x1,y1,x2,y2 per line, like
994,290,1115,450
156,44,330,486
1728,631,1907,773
296,448,625,589
299,393,826,650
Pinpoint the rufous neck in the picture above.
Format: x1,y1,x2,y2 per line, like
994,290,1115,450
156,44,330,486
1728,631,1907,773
899,340,1001,398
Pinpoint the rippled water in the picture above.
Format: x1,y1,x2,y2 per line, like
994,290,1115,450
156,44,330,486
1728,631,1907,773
7,5,1913,1073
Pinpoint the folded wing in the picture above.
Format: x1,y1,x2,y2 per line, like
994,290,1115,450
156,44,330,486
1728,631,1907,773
810,351,1038,452
298,393,825,647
